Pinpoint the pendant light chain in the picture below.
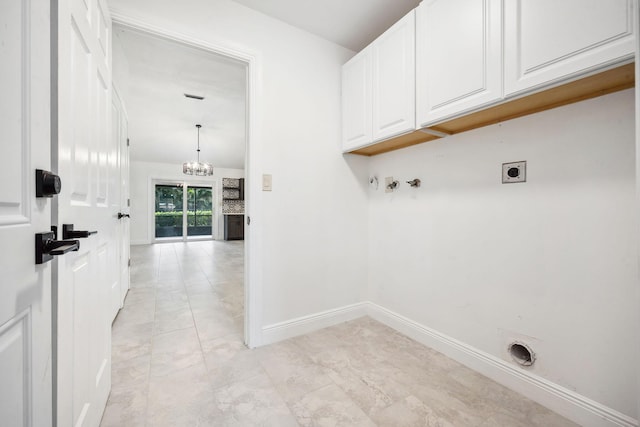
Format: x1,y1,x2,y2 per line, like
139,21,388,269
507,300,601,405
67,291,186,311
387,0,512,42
197,124,201,163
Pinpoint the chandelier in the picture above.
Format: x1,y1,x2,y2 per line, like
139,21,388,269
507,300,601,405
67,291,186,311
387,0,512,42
183,124,213,176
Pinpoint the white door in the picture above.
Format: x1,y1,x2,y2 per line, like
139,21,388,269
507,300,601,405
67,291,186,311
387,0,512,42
371,10,415,141
56,0,115,425
416,0,502,127
0,1,52,425
504,0,634,96
341,48,372,151
111,87,130,320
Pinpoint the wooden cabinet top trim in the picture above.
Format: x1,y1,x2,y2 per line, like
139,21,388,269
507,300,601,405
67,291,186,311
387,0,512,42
346,62,635,156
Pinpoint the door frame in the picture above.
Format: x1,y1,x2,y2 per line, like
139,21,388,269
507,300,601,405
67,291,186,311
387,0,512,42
151,179,217,242
634,0,640,420
112,13,263,348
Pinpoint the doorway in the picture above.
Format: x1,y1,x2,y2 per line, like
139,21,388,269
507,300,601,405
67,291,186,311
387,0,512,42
154,182,215,241
111,18,260,347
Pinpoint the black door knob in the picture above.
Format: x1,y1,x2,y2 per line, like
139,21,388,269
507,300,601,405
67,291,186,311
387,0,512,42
36,169,61,197
117,212,130,219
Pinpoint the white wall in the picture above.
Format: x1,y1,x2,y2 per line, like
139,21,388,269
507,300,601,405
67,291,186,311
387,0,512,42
109,0,370,326
112,30,130,107
367,89,638,418
129,160,244,244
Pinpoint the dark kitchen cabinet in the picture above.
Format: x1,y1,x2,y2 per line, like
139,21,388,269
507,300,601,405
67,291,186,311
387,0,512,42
224,215,244,240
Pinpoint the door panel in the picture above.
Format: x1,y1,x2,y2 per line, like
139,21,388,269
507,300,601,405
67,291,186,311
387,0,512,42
0,310,30,426
416,0,502,126
341,49,372,151
371,10,415,141
97,72,109,206
0,0,52,425
0,0,28,224
96,1,110,60
69,21,92,205
504,0,634,95
111,87,130,320
118,107,130,309
187,186,213,237
155,184,184,238
57,0,114,424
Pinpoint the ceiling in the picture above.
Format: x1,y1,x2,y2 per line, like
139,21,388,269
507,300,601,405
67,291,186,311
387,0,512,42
231,0,421,52
116,1,420,169
115,26,247,169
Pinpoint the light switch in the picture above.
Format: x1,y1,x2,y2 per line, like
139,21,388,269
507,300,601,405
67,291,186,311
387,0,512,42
262,174,272,191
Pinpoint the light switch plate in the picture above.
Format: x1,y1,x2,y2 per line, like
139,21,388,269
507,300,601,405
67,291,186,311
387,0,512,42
502,161,526,184
262,174,272,191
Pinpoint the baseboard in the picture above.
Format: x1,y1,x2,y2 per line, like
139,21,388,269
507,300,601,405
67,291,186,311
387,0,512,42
366,302,638,427
259,301,637,427
261,302,368,345
130,240,149,246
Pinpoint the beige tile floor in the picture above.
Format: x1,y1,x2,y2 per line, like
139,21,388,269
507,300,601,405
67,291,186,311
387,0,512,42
100,241,578,427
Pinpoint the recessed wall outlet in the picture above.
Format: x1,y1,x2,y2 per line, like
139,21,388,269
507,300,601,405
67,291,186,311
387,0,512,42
502,161,526,184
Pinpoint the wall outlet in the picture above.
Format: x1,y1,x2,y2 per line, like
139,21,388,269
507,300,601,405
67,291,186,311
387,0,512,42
502,161,526,183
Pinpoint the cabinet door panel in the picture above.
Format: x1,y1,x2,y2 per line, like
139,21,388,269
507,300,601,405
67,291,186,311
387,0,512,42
505,0,634,96
342,49,372,151
372,10,415,141
416,0,502,127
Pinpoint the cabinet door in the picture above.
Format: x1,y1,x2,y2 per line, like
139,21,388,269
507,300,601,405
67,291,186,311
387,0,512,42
504,0,634,96
342,48,372,151
416,0,502,127
372,10,416,141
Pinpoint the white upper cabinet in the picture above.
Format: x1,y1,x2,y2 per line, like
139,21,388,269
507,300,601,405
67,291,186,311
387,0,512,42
342,48,372,151
342,10,415,152
416,0,502,127
342,1,635,155
372,11,416,141
504,0,635,96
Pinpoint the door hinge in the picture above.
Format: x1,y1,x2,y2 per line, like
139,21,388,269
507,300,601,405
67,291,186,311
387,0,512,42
127,198,130,207
127,138,130,147
128,258,131,267
247,216,250,225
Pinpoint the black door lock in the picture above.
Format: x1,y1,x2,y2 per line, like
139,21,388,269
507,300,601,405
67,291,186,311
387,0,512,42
35,231,79,264
35,169,62,197
117,212,130,219
62,224,97,239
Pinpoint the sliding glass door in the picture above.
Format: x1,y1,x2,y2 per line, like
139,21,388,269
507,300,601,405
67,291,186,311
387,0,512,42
155,182,214,240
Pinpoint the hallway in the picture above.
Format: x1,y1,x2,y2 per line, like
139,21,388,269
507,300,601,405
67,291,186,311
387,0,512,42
101,241,576,426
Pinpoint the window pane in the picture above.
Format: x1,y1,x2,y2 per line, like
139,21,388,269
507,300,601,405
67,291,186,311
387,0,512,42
155,184,183,238
187,186,212,236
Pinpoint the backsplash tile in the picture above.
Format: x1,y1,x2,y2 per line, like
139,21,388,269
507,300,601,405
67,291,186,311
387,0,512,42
222,177,241,188
222,199,244,214
223,188,240,199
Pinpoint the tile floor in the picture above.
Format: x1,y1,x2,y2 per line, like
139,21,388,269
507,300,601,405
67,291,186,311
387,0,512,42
100,241,578,427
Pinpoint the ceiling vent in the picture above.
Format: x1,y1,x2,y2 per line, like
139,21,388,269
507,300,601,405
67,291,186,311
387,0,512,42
184,93,205,100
